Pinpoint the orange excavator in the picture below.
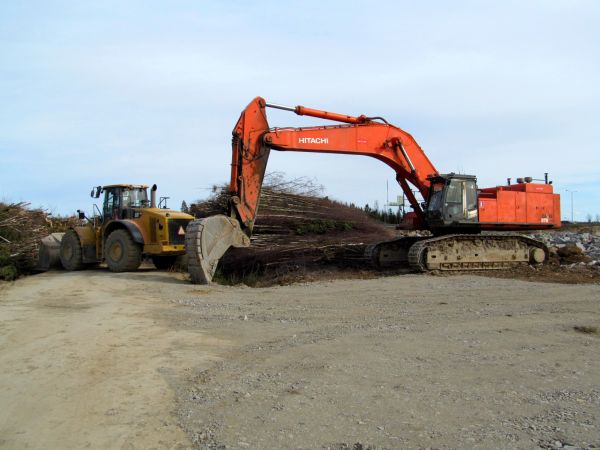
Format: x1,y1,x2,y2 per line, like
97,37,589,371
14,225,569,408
186,97,561,284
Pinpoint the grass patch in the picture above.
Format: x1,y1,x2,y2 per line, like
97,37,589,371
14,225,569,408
573,325,598,334
0,247,18,281
212,267,261,287
294,219,353,235
0,263,18,281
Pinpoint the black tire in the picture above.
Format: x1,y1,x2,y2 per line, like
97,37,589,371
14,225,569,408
152,255,178,270
104,229,142,272
60,229,84,271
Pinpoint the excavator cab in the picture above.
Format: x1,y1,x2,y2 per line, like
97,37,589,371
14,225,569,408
425,174,479,230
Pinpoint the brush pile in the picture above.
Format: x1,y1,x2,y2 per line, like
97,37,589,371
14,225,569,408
0,202,77,280
189,174,397,283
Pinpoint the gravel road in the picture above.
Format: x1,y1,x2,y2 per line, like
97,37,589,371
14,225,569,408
0,270,599,449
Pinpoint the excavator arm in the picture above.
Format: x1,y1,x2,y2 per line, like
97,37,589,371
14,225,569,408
187,96,440,283
229,96,439,231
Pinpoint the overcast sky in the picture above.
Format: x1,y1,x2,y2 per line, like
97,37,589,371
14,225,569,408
1,1,599,221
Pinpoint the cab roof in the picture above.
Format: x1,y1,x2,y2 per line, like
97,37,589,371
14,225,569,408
427,173,477,184
102,184,149,190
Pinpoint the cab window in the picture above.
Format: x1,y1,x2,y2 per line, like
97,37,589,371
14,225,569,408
103,189,120,220
122,188,148,208
427,184,444,212
466,180,477,211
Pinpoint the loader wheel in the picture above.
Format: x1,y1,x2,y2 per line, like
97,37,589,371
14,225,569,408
60,230,84,271
152,255,178,270
105,229,142,272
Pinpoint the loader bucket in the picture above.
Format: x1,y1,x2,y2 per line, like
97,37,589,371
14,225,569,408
36,233,65,271
186,215,250,284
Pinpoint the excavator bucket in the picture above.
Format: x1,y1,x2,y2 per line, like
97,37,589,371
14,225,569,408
186,215,250,284
35,233,65,271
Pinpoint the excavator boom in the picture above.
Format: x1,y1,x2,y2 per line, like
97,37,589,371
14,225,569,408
229,97,438,231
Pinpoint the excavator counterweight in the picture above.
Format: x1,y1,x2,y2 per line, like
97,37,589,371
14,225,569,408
186,97,560,284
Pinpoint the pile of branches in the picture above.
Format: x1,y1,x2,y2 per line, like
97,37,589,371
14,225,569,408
189,173,327,219
0,202,77,280
189,173,397,283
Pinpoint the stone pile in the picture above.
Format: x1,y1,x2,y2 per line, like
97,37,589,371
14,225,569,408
527,231,600,268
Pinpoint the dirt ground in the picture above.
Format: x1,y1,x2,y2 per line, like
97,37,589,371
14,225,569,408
0,270,599,450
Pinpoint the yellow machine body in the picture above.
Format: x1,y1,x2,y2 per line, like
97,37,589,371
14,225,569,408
69,184,194,266
73,207,193,263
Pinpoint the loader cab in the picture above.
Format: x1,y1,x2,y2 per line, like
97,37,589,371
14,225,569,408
425,174,479,230
100,185,149,222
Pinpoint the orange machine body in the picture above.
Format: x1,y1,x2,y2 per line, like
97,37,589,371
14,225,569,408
478,183,561,229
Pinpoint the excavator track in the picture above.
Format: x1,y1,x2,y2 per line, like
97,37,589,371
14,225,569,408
366,236,423,269
370,234,548,272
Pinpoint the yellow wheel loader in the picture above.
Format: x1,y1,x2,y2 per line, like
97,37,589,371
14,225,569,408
58,184,194,272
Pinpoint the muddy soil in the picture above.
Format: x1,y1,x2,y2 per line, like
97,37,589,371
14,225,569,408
1,270,599,449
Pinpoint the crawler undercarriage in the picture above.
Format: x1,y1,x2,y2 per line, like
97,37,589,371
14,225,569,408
368,234,547,272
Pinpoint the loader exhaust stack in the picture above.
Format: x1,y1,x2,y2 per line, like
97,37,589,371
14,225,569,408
150,184,157,208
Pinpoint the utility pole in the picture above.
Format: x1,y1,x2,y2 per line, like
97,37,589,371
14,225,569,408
565,189,577,222
386,180,389,206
